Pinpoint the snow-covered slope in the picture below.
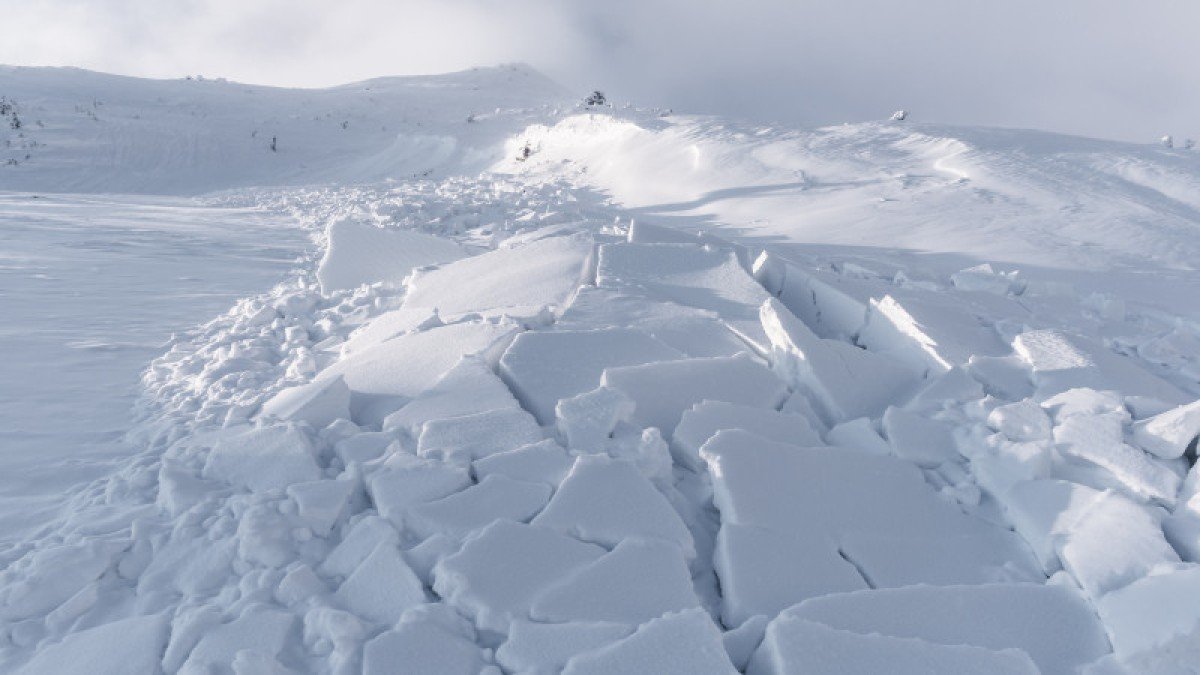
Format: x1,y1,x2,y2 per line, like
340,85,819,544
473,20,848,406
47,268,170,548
3,66,1200,674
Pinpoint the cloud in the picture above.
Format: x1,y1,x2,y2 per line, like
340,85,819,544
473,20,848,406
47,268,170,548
1,0,1197,142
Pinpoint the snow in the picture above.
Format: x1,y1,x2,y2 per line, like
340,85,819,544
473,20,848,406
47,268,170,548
333,541,426,625
15,614,169,675
497,620,633,675
381,356,521,434
672,400,822,471
180,608,297,675
287,479,355,537
364,453,472,529
259,375,352,429
203,423,323,493
416,407,543,463
316,218,466,293
882,406,961,467
1095,564,1200,661
1132,399,1200,459
405,474,551,541
363,618,486,675
471,439,574,487
561,608,738,675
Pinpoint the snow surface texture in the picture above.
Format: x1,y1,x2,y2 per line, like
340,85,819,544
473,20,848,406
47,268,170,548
3,64,1200,674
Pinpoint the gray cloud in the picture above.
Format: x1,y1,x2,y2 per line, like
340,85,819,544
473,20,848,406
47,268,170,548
2,0,1197,142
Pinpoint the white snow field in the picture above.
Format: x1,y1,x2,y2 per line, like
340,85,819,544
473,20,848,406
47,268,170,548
3,63,1200,674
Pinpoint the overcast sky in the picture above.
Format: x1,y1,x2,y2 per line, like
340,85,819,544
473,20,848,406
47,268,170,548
2,0,1197,142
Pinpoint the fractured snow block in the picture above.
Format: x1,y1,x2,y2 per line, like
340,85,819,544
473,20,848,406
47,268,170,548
416,407,543,463
672,400,822,472
499,328,682,425
319,515,398,579
259,375,351,429
332,431,392,465
999,478,1102,573
602,353,787,436
531,538,700,624
987,399,1052,442
562,608,738,675
1133,399,1200,460
951,264,1017,295
971,440,1053,499
365,453,471,529
722,614,769,670
785,583,1109,674
335,541,426,625
1056,490,1181,600
17,614,170,675
406,474,552,541
180,609,296,675
382,356,521,434
1043,387,1127,421
316,218,466,293
532,455,695,559
882,406,960,467
824,417,891,455
859,292,1012,375
287,479,355,537
906,365,986,412
967,354,1034,400
497,620,633,675
203,423,322,494
747,615,1038,675
1164,494,1200,562
555,385,636,452
700,429,976,538
757,253,870,340
404,533,460,586
472,439,574,487
761,297,917,425
1096,564,1200,659
1014,329,1188,403
714,522,866,627
339,307,440,356
363,621,485,675
433,520,605,634
838,529,1042,589
596,242,773,352
404,232,594,315
1054,413,1180,504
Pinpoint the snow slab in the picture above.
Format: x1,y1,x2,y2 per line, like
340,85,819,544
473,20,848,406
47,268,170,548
760,297,918,425
747,615,1039,675
334,541,426,625
906,365,986,412
405,474,552,541
365,452,472,529
530,538,700,625
339,307,441,357
722,615,769,670
363,620,486,675
882,406,961,467
756,254,870,341
601,353,787,437
555,385,637,453
1014,328,1188,403
319,514,398,579
203,423,322,494
471,439,575,487
287,478,355,537
531,455,696,559
561,608,738,675
1096,564,1200,660
824,417,892,455
15,614,169,675
316,218,467,293
382,356,521,434
1053,412,1180,504
595,242,772,352
403,232,594,315
499,328,682,424
785,583,1110,674
258,375,351,429
497,620,633,675
416,407,543,463
333,431,393,465
987,399,1053,443
838,529,1042,588
672,400,822,472
1132,399,1200,460
432,520,605,634
858,292,1014,375
999,478,1104,573
179,608,296,675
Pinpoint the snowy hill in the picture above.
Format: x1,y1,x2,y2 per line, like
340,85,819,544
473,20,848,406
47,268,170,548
3,66,1200,674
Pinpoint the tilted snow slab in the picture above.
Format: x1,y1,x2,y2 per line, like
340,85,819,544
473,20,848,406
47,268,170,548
499,328,683,424
403,232,594,315
365,452,472,529
672,400,822,472
316,218,467,293
406,474,551,541
382,356,522,434
1096,563,1200,662
596,242,773,352
15,614,169,675
203,423,322,493
601,353,787,437
760,297,918,425
782,583,1110,674
1013,328,1189,403
497,620,633,675
334,541,426,625
1132,399,1200,459
363,618,486,675
416,407,543,463
747,615,1039,675
561,608,739,675
258,374,351,429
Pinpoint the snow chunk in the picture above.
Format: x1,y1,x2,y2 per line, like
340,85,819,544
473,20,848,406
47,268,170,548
602,353,787,436
17,614,169,675
722,614,769,670
882,406,960,467
532,455,695,558
497,620,633,675
203,423,321,493
472,439,574,487
825,417,891,455
1054,413,1180,504
761,298,917,425
319,515,398,579
332,431,391,465
1133,399,1200,460
433,520,605,634
365,453,472,529
180,609,296,675
562,608,738,675
999,478,1102,573
335,542,426,625
531,538,700,624
316,218,466,293
906,365,986,412
499,328,682,425
383,356,521,434
951,264,1018,295
987,399,1052,442
287,478,355,537
859,293,1011,374
714,522,866,627
406,474,551,540
838,529,1042,588
748,615,1038,675
363,620,485,675
672,400,822,471
1096,564,1200,660
416,407,543,463
1014,329,1187,402
596,242,773,352
339,307,440,356
785,583,1109,674
404,232,593,315
259,375,351,429
555,385,637,452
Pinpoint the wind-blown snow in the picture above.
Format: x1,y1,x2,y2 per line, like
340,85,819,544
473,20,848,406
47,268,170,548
3,64,1200,674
